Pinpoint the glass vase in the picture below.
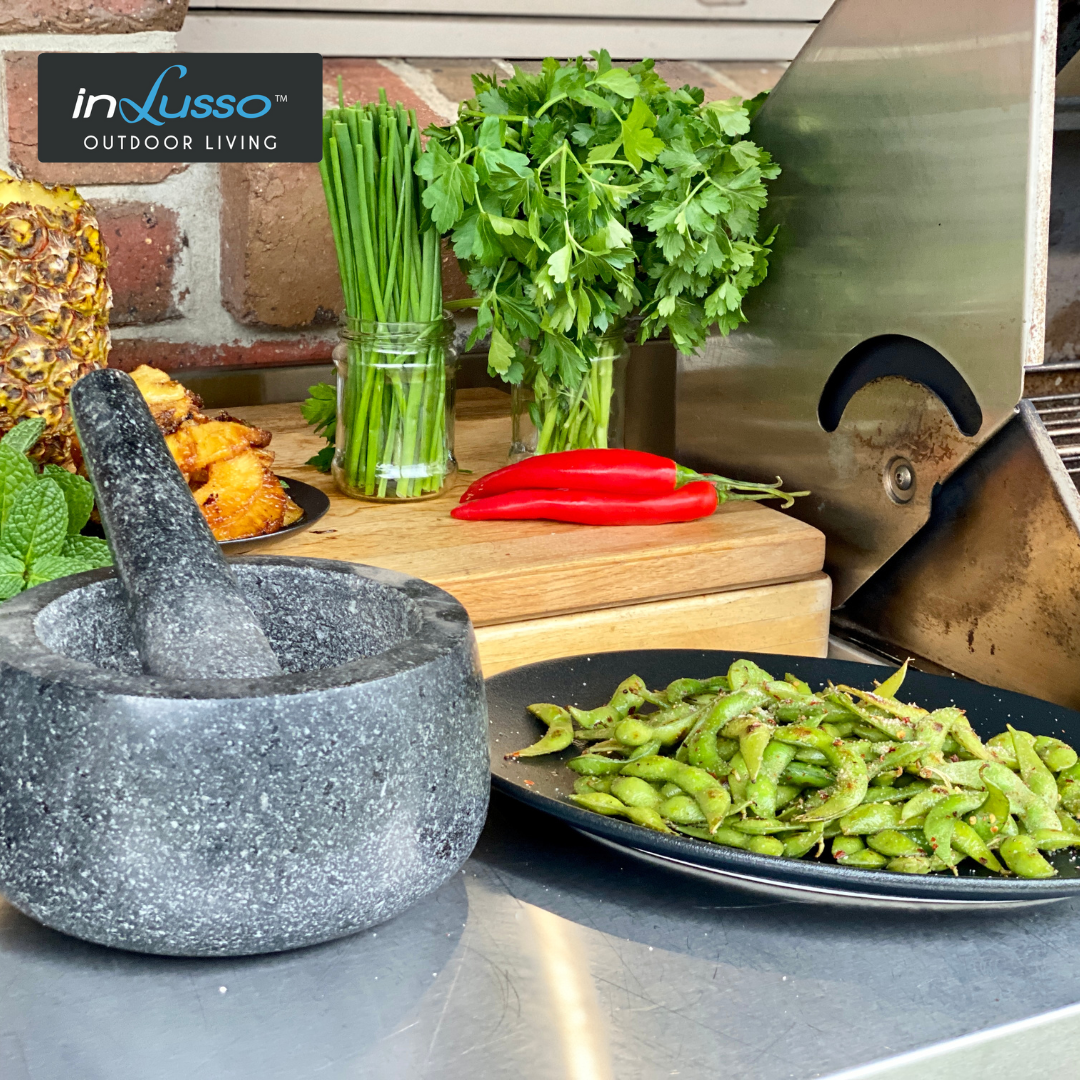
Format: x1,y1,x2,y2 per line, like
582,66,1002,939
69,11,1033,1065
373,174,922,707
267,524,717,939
332,316,457,501
509,327,630,461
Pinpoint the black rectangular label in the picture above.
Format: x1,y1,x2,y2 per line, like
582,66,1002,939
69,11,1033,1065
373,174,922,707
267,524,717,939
37,53,323,163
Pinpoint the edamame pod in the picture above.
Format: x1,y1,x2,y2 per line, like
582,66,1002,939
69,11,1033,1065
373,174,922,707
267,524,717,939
1026,829,1080,851
513,704,575,757
573,776,613,795
832,835,865,860
620,755,732,833
569,793,674,833
569,704,618,729
748,740,797,818
783,824,825,858
611,776,663,810
746,835,785,857
685,689,769,775
867,830,927,858
676,825,750,849
727,659,774,689
781,760,832,788
924,793,986,867
950,819,1005,873
659,795,706,825
840,802,903,835
999,835,1056,879
841,848,888,869
1036,736,1078,773
1010,727,1060,808
874,660,908,700
567,754,626,776
784,673,814,696
969,770,1013,844
1058,762,1080,814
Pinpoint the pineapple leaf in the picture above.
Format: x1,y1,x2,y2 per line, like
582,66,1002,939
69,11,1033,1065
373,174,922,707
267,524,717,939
0,553,25,600
43,465,95,534
25,555,94,590
61,534,112,568
0,418,46,457
1,479,67,566
0,443,38,531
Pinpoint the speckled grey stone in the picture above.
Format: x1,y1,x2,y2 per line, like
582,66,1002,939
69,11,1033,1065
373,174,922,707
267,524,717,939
0,556,489,957
70,368,281,679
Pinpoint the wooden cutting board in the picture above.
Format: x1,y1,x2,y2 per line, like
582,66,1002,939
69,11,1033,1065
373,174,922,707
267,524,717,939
230,391,831,670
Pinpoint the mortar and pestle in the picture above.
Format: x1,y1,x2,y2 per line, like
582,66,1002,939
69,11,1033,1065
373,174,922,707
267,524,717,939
0,369,489,956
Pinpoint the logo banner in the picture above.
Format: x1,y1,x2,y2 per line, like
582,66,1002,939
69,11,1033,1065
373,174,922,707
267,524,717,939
37,53,323,163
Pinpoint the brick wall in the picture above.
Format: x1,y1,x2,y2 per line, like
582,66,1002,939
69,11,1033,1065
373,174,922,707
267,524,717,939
0,7,785,376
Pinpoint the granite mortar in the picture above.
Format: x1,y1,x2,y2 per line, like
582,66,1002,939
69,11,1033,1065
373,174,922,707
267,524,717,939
0,556,489,957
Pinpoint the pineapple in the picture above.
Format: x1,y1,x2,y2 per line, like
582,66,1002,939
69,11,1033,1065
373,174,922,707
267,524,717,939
0,169,111,467
194,449,289,540
129,364,304,540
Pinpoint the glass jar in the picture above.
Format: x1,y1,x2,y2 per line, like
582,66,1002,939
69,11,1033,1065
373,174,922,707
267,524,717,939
332,316,457,501
509,326,630,461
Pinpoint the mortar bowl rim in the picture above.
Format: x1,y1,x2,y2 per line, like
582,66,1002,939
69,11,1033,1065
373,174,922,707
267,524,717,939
0,555,474,701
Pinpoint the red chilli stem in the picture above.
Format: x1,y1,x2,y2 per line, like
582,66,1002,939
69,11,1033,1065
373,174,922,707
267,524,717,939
674,465,809,510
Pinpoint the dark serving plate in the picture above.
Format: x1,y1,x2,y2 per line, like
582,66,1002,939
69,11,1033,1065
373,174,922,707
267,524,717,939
220,476,330,553
87,475,331,553
488,650,1080,910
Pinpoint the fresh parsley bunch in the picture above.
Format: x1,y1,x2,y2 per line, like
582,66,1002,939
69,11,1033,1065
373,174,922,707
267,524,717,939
417,51,780,386
0,419,112,600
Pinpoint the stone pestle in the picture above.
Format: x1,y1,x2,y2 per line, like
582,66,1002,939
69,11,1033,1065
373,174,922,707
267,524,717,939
70,368,282,679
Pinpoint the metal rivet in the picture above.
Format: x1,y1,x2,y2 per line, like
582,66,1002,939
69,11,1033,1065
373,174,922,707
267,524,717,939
885,456,916,503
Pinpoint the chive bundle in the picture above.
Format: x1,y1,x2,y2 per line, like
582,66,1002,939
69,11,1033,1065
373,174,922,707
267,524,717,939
319,86,448,499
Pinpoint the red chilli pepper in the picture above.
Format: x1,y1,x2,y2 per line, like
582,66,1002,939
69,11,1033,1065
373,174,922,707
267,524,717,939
459,449,805,508
450,482,719,526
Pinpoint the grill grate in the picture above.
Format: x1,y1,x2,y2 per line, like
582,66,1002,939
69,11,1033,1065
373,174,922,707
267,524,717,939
1029,394,1080,479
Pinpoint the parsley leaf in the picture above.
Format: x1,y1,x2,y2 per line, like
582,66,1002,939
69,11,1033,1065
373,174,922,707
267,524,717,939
418,52,779,390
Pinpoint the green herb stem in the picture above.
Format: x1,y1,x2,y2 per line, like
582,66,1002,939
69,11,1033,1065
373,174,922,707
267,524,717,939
319,98,449,498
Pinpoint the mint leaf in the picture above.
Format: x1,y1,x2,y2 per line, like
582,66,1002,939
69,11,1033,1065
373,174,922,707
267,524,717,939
1,418,46,456
42,465,94,534
26,555,93,590
61,533,112,568
0,442,37,531
0,553,25,600
591,67,638,99
2,478,67,565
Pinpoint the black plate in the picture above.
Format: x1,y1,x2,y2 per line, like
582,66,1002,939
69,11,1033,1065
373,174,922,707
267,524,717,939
488,649,1080,907
84,475,330,552
220,476,330,553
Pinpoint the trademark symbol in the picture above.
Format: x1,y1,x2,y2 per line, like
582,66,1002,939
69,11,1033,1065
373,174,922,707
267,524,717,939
275,94,288,102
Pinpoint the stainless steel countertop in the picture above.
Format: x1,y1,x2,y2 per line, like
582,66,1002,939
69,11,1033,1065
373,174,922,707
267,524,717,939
3,791,1080,1080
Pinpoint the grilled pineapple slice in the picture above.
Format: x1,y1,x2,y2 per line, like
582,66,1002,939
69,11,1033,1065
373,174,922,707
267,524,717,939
166,415,272,482
129,364,201,433
194,448,287,540
130,363,303,541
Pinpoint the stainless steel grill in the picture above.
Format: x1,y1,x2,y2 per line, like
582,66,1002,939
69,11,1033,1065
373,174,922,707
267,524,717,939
1030,393,1080,481
674,0,1080,710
